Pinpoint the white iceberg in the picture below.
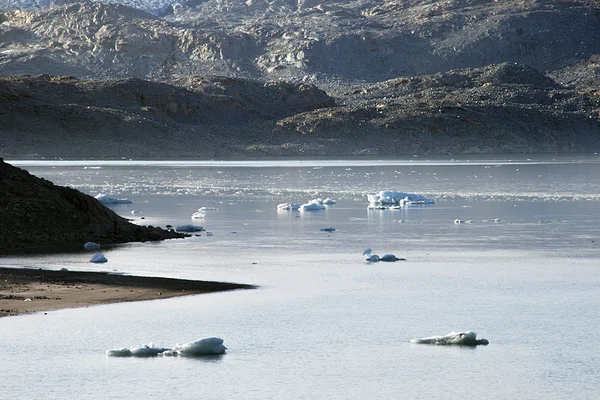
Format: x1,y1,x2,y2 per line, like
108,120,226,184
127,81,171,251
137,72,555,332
191,211,206,219
106,337,227,357
170,337,227,356
277,203,301,211
322,198,336,205
410,331,489,346
299,200,326,211
105,348,133,357
90,254,108,263
130,343,171,357
94,194,133,204
368,191,434,207
198,207,219,212
84,241,101,250
176,224,205,232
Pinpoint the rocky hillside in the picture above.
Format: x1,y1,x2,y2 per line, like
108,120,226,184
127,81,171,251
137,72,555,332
0,158,186,251
0,0,599,156
1,63,598,157
1,0,599,89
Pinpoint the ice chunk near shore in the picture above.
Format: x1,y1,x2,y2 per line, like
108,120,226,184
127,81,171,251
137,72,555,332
84,241,101,250
106,337,226,357
368,191,434,207
170,337,227,356
410,331,489,346
176,224,205,232
94,194,133,204
105,348,132,357
90,254,108,263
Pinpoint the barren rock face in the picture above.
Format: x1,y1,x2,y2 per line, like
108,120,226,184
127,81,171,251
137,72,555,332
1,1,599,88
0,158,186,251
0,0,599,157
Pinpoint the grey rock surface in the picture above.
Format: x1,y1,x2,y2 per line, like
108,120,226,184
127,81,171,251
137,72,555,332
0,157,187,251
0,0,599,157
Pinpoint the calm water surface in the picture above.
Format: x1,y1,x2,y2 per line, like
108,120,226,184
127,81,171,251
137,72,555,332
2,156,599,399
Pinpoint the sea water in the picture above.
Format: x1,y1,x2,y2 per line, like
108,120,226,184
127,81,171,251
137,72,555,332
1,155,599,399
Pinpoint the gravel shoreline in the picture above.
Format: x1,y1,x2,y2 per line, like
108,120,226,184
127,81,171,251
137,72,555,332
0,267,255,318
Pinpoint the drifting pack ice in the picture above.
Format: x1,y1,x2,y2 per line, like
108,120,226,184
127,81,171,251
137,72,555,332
368,191,434,208
94,194,133,204
410,331,489,346
106,337,227,357
278,198,336,211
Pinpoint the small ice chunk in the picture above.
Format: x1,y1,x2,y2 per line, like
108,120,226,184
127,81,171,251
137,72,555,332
410,331,489,346
171,337,227,356
277,203,301,211
322,198,336,205
130,343,170,357
90,254,108,263
176,224,205,232
84,241,101,250
191,212,206,219
105,348,133,357
320,226,336,232
299,200,325,211
368,191,434,207
94,194,133,204
198,207,219,212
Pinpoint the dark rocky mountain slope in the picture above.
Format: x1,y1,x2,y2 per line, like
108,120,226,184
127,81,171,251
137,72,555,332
0,158,185,251
0,0,599,156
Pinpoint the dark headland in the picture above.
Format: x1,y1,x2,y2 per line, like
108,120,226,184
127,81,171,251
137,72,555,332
0,159,255,317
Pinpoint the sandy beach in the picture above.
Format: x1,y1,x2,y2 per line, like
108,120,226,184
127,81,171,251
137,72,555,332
0,267,255,317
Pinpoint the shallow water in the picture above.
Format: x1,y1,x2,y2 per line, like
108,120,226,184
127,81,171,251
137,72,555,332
2,155,600,399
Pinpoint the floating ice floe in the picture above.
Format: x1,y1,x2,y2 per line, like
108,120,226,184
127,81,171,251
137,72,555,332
198,207,219,212
106,337,227,357
94,194,133,204
191,211,206,219
90,254,108,263
299,200,326,211
367,191,434,209
176,224,205,232
277,203,301,211
277,198,336,211
84,241,101,250
410,331,489,346
363,248,405,262
320,226,336,232
454,219,473,224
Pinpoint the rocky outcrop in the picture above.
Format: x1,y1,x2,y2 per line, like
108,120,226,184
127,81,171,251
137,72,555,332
0,1,600,157
0,158,186,251
1,1,599,89
0,64,598,158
